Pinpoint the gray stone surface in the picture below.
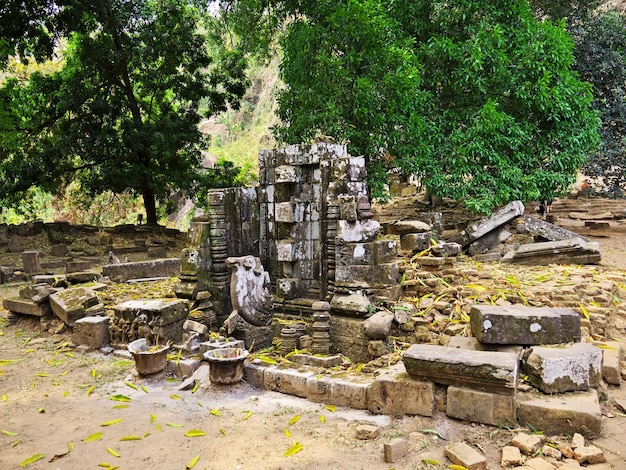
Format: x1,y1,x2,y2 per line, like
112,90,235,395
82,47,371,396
522,343,602,393
517,390,602,438
263,365,314,398
446,385,516,427
449,200,525,248
402,344,519,394
21,250,42,273
468,228,512,256
102,258,181,282
72,316,110,348
362,310,394,339
521,215,590,242
400,232,432,252
502,239,601,265
49,287,100,326
470,305,581,345
600,341,623,386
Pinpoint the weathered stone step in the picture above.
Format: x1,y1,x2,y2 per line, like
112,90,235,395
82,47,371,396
102,258,181,282
501,239,601,266
470,305,580,345
402,343,519,394
2,297,52,317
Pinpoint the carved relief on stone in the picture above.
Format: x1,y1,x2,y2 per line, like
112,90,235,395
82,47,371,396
223,255,273,335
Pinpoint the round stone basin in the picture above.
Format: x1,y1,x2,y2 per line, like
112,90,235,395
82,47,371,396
204,348,249,384
128,338,169,376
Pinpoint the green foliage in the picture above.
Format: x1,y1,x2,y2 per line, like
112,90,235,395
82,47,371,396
267,0,600,212
571,11,626,196
0,0,249,224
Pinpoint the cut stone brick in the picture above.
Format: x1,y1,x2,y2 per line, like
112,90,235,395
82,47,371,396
446,385,516,427
501,446,523,467
470,305,581,345
306,374,370,409
166,358,201,379
402,344,518,394
522,343,602,393
447,335,523,356
573,445,606,465
367,363,434,417
517,390,602,438
72,316,110,349
510,433,543,455
444,442,487,470
355,424,379,440
243,360,266,388
49,287,100,326
600,341,623,386
2,297,52,317
290,354,343,368
400,232,432,252
102,258,181,282
263,365,315,398
383,437,408,463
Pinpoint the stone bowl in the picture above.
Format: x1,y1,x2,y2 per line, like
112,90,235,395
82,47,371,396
128,338,169,376
204,347,249,384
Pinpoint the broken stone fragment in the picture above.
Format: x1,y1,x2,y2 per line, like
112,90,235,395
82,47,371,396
393,220,431,234
502,238,601,266
49,287,100,326
444,442,487,470
362,310,394,339
383,437,408,463
354,424,380,440
573,445,606,465
501,445,523,467
511,433,544,456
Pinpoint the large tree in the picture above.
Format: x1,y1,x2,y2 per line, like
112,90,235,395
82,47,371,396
0,0,247,224
228,0,600,212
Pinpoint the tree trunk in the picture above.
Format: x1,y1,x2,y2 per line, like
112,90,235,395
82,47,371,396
142,187,158,225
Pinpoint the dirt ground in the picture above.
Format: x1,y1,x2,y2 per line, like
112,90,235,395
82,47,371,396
2,207,626,470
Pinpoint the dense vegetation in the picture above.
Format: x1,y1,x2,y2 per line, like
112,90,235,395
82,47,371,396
2,0,625,223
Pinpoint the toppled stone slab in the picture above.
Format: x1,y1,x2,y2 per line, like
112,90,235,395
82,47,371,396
517,390,602,438
468,227,512,256
444,442,487,470
19,284,60,304
450,200,525,248
367,363,434,417
502,239,601,265
102,258,181,282
32,274,66,286
402,344,518,394
520,215,590,242
290,354,343,368
49,287,99,326
66,271,100,284
470,305,580,345
446,385,516,427
2,297,52,317
522,343,602,393
72,316,110,349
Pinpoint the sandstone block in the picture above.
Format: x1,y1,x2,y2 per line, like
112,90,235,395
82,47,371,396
444,442,487,470
336,219,381,243
2,297,52,317
72,316,110,349
573,445,606,465
400,232,432,252
394,220,431,234
167,358,201,379
510,433,544,455
470,305,580,345
66,260,92,273
447,335,523,355
354,424,379,440
367,363,434,417
402,344,518,394
517,390,602,438
600,341,622,386
362,310,394,339
49,287,99,326
21,250,42,273
290,354,343,368
383,437,408,463
522,343,602,393
446,386,516,427
263,365,314,398
501,446,523,467
523,457,558,469
243,360,266,388
102,258,181,282
306,374,369,409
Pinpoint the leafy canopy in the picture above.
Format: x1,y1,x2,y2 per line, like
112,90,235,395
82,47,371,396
240,0,600,212
0,0,248,224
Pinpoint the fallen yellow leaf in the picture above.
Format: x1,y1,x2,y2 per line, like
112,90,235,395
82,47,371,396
284,442,303,457
186,454,200,469
84,432,103,442
101,418,123,426
119,435,142,441
107,447,121,458
288,415,300,426
19,453,45,467
184,430,206,437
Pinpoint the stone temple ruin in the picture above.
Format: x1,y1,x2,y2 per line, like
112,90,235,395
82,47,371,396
2,143,625,467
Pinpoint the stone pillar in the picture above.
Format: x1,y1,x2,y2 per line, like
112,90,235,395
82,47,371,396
311,301,331,355
21,250,42,273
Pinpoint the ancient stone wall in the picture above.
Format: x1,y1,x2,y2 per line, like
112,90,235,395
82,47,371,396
197,144,400,341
